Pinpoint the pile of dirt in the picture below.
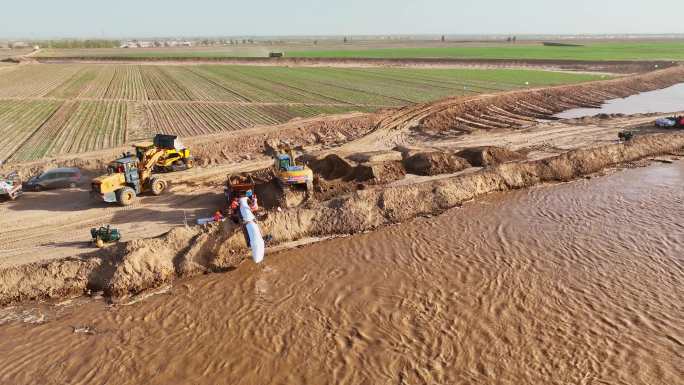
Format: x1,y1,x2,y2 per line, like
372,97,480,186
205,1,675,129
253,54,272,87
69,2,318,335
308,152,406,183
346,150,403,164
355,161,406,183
307,152,406,200
190,113,378,166
455,146,526,167
0,256,101,304
0,222,246,304
403,151,471,176
308,154,356,180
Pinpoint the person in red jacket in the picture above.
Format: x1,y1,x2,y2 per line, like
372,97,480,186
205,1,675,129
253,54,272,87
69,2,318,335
212,210,224,222
229,197,240,223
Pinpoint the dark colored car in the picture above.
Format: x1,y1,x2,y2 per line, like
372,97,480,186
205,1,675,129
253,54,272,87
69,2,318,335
23,167,82,191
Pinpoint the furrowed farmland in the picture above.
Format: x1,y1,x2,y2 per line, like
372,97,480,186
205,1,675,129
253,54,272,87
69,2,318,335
0,63,604,162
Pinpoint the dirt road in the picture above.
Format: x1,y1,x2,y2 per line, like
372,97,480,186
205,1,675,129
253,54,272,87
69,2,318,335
0,159,273,267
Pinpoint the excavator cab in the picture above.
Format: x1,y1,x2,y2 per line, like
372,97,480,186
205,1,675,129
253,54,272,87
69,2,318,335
118,157,142,193
273,148,313,191
277,154,295,171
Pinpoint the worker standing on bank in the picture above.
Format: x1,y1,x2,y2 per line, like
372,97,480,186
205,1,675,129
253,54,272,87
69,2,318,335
213,210,224,222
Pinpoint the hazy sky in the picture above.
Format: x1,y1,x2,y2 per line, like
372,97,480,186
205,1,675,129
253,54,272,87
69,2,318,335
2,0,683,38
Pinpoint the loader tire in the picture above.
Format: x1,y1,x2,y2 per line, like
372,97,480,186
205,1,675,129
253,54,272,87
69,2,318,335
150,178,167,196
116,187,136,206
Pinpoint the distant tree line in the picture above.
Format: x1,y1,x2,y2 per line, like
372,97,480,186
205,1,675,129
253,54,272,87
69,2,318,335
31,40,121,49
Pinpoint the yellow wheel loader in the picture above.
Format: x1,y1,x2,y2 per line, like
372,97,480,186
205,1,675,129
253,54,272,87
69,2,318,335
91,148,168,206
133,134,194,173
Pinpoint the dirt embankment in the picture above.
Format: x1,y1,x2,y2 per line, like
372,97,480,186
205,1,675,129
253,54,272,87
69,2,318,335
416,65,684,134
36,56,676,74
0,112,378,177
1,133,683,305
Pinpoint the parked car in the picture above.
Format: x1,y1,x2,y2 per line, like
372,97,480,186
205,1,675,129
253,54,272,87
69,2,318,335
23,167,82,191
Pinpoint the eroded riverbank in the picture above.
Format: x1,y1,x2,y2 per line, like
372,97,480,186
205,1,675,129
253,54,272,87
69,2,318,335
1,132,683,305
0,160,681,385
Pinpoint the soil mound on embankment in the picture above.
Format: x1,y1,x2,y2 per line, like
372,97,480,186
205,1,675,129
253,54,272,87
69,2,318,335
456,146,526,167
306,152,406,200
307,152,406,184
403,151,471,175
1,132,683,305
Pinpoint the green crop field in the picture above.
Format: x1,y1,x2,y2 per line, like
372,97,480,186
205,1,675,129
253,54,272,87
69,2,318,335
35,42,684,62
0,63,605,162
287,42,684,61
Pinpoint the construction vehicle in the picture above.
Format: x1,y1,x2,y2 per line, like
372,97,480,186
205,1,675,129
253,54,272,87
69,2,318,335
90,225,121,248
91,147,168,206
273,146,313,191
0,171,23,201
133,134,194,173
224,174,256,203
618,130,635,142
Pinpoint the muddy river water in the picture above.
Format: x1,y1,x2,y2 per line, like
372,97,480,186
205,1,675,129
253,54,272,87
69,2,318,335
0,162,682,385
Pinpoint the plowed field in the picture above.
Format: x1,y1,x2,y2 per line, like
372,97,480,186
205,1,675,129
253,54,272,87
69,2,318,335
0,63,603,162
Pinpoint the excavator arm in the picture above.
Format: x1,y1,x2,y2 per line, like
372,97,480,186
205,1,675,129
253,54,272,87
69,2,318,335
139,148,167,180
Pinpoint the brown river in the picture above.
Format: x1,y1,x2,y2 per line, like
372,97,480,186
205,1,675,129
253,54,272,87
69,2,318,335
0,162,682,385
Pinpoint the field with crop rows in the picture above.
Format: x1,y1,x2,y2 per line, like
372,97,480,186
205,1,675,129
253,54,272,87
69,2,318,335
0,63,604,162
288,42,684,61
34,42,684,61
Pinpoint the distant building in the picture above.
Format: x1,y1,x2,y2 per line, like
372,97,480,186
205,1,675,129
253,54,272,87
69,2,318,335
121,40,192,49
